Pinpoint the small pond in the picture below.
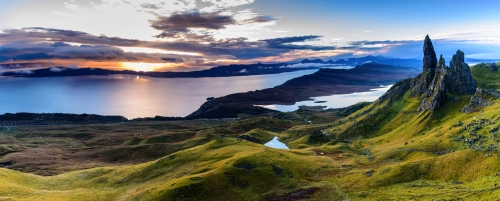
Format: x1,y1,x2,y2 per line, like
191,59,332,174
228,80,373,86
264,136,290,150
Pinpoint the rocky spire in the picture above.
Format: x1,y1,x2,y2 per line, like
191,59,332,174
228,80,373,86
417,50,478,112
423,35,437,71
446,50,476,95
407,36,478,112
409,35,437,97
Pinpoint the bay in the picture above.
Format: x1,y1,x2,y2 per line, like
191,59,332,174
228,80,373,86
0,70,321,119
259,85,392,112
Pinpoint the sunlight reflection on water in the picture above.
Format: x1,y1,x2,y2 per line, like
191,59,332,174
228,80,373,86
0,70,320,118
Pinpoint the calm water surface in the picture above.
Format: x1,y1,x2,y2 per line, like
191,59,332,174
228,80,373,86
0,70,321,118
264,136,290,150
259,85,392,112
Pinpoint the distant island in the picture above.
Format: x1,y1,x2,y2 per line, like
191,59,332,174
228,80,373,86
2,55,422,78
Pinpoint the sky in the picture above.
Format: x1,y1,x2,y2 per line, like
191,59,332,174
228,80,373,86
0,0,499,72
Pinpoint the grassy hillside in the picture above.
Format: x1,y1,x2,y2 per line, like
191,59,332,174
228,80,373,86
472,62,500,89
2,63,500,200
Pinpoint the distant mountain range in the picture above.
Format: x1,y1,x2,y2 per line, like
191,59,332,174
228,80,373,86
2,63,318,78
300,55,422,68
2,55,422,78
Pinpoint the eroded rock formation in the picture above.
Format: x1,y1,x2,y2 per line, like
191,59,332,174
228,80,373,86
446,50,477,95
423,35,437,71
409,35,437,97
419,55,448,111
408,36,477,112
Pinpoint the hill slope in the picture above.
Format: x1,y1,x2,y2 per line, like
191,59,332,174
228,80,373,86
1,37,500,200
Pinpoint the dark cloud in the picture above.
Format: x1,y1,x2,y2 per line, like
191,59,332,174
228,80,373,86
25,27,88,37
161,58,184,63
149,11,275,38
346,40,414,46
242,15,276,24
0,27,337,62
150,12,234,32
261,35,335,51
1,27,143,47
0,41,192,63
261,35,322,44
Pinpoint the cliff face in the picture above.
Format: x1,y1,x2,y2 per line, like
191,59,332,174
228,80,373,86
406,36,477,112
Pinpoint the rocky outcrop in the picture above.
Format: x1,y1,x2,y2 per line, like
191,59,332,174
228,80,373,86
446,50,477,95
409,36,478,112
409,35,437,97
307,130,329,143
419,55,448,111
409,68,435,97
462,88,493,113
423,35,437,71
491,63,498,72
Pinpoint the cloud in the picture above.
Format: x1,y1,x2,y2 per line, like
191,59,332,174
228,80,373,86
261,35,322,44
0,27,339,65
150,12,234,31
0,41,195,64
200,0,255,12
49,67,66,72
279,63,337,68
64,2,85,12
149,11,275,39
161,58,184,63
346,40,413,47
232,9,276,24
0,66,7,73
12,27,331,59
238,68,249,73
69,63,78,69
261,35,336,51
13,69,33,74
140,3,162,9
49,11,72,17
201,0,255,8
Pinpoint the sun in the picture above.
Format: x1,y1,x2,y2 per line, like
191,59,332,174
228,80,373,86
122,62,163,72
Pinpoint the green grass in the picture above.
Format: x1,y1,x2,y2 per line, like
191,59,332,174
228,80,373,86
472,62,500,89
0,145,22,155
3,64,500,200
0,138,345,200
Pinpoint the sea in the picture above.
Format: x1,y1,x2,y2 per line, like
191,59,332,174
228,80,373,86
0,68,389,119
